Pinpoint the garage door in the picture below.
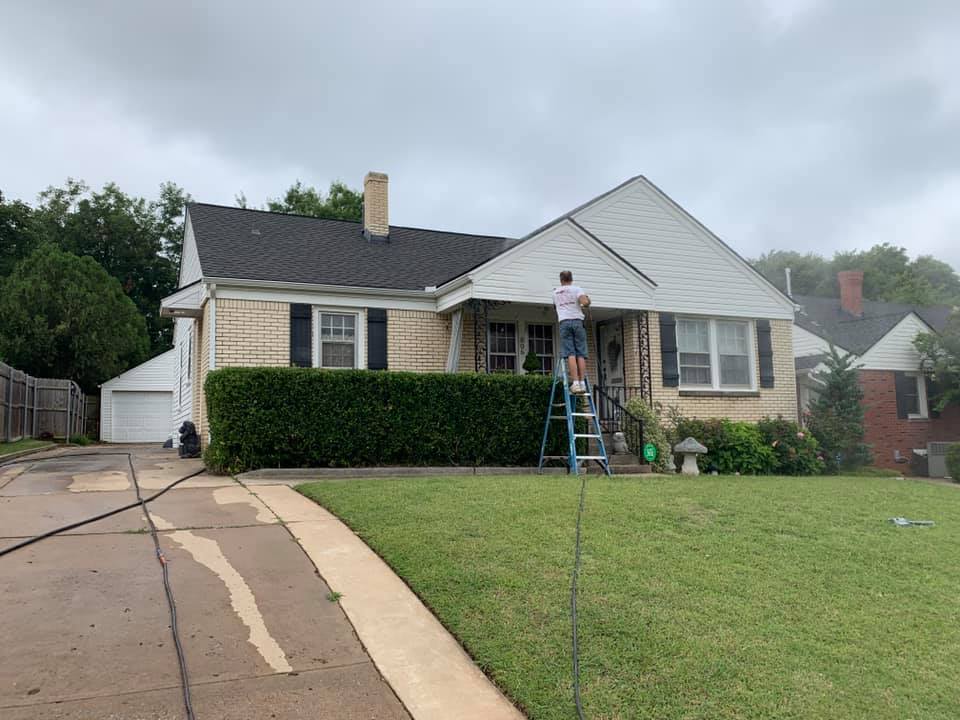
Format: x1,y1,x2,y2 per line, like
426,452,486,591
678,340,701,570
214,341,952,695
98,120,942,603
111,391,172,443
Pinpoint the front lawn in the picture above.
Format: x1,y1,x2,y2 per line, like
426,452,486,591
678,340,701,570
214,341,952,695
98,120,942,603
0,438,52,457
299,475,960,720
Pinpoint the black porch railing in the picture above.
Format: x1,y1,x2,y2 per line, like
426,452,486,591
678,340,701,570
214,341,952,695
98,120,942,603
593,385,644,455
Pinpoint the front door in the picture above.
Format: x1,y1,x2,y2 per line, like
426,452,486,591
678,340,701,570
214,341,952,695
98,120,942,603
597,320,625,388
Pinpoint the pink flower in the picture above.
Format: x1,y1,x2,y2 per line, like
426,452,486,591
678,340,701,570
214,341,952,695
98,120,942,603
772,440,780,447
797,431,805,439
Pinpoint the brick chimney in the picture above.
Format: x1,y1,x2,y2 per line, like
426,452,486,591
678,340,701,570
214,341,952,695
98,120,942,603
837,270,864,317
362,172,389,239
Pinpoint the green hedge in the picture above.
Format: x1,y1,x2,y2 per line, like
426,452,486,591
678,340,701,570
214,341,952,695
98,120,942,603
671,417,825,476
204,367,574,473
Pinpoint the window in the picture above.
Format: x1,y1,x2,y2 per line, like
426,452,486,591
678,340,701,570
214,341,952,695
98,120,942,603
319,312,357,368
527,324,555,375
488,322,517,373
677,319,711,386
905,372,928,419
676,317,755,390
717,321,750,386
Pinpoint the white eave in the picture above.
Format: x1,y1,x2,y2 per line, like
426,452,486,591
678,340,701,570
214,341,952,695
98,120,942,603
160,281,205,317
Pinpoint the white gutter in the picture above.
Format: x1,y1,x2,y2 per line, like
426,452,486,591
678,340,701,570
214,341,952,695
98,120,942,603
203,276,434,299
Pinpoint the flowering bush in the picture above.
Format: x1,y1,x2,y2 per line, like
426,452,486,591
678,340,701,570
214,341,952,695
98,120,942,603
757,417,826,476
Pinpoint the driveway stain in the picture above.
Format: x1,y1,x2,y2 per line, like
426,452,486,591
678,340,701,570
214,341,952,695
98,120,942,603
152,513,293,674
212,486,276,524
68,470,131,492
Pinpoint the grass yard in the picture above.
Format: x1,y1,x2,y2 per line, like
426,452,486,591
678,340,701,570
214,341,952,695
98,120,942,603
0,438,52,457
299,475,960,720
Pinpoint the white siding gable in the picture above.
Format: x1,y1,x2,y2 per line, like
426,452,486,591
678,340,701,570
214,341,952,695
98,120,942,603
793,325,847,357
464,220,655,311
858,313,933,371
100,350,175,442
179,212,201,287
575,178,794,320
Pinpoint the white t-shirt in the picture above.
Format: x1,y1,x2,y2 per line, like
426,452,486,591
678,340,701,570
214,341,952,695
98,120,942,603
553,284,586,322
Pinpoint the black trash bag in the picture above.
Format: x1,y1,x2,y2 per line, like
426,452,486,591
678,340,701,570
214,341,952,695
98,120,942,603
178,421,201,459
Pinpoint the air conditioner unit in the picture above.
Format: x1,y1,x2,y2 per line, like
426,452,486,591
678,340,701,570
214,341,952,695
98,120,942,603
928,441,958,479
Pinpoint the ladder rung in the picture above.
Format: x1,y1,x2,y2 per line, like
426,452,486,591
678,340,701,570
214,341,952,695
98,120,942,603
549,415,568,420
571,412,595,417
542,455,570,460
552,402,566,407
574,434,601,438
576,455,608,460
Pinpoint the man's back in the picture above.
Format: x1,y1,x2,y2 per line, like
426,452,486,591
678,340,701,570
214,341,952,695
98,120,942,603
554,284,586,322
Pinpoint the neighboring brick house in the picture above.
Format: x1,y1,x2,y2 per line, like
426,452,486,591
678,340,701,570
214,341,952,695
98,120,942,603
161,172,798,446
793,271,960,474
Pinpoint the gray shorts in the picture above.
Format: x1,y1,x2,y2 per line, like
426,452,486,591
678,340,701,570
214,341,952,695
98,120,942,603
559,319,588,358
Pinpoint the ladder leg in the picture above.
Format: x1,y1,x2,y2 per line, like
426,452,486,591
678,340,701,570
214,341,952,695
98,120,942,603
583,378,612,476
538,365,561,473
563,362,578,476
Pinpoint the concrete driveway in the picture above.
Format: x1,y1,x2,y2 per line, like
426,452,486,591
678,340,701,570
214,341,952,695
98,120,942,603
0,446,409,719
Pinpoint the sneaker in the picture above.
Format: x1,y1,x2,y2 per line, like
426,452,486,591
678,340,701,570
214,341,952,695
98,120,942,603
570,381,586,395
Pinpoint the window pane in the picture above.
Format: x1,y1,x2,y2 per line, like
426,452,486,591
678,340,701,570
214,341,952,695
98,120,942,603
717,322,747,355
527,324,554,374
677,320,710,353
321,342,355,368
489,322,517,373
720,354,750,386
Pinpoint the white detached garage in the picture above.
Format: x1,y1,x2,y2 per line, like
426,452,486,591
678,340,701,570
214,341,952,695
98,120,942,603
100,350,175,443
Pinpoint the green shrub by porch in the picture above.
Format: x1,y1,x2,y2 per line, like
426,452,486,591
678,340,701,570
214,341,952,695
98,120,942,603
204,367,567,473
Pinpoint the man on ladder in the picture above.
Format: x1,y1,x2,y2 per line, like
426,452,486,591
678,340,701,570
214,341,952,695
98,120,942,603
554,271,591,394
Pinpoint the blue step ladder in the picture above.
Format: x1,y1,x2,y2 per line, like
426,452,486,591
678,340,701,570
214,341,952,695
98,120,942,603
538,360,612,476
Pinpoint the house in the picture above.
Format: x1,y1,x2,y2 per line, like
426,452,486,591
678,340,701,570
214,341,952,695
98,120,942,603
793,270,960,473
99,349,175,443
160,172,798,448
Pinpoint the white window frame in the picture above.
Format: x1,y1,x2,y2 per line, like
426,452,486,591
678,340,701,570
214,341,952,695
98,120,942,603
676,316,757,391
906,372,928,420
487,321,519,374
312,307,366,370
525,322,557,376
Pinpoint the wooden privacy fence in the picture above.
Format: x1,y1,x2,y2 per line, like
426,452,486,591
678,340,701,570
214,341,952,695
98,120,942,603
0,362,87,442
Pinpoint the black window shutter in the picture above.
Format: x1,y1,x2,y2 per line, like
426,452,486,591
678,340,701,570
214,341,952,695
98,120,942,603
659,313,679,387
894,371,912,419
290,304,312,367
367,308,388,370
756,319,775,388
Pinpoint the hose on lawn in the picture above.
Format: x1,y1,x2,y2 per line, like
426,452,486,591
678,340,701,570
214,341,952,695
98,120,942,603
570,472,588,720
0,450,202,720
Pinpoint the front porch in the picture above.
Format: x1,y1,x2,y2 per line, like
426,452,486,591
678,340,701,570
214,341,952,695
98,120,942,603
451,300,653,435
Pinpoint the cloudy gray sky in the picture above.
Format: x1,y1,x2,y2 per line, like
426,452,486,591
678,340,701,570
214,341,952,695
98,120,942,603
2,0,959,268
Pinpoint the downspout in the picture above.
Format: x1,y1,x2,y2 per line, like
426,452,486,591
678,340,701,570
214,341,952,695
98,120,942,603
445,309,463,373
208,284,217,371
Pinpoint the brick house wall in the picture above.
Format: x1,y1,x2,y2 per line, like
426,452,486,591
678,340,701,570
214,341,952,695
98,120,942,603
387,309,452,372
216,299,290,368
860,369,960,472
645,311,798,421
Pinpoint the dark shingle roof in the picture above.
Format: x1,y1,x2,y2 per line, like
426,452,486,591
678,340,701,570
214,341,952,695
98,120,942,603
188,203,518,291
794,294,954,355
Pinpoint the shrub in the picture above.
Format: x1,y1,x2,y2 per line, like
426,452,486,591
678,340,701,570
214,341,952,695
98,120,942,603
947,444,960,483
204,367,574,473
672,418,776,475
624,398,671,472
756,417,825,476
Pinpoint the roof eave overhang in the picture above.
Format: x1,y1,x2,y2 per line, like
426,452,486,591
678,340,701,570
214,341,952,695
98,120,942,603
160,281,204,318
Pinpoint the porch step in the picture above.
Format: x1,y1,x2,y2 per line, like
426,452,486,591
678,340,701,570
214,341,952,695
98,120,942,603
607,453,643,466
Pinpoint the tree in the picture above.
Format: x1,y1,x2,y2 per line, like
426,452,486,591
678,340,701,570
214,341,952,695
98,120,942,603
752,250,832,296
32,180,181,351
0,190,38,277
0,245,149,392
914,311,960,411
806,347,872,472
828,243,911,300
266,180,362,221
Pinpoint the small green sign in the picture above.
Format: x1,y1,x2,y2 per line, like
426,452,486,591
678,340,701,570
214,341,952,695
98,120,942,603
642,443,658,462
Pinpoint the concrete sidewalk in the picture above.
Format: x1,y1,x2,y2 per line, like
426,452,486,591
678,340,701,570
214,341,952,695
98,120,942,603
0,447,409,719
